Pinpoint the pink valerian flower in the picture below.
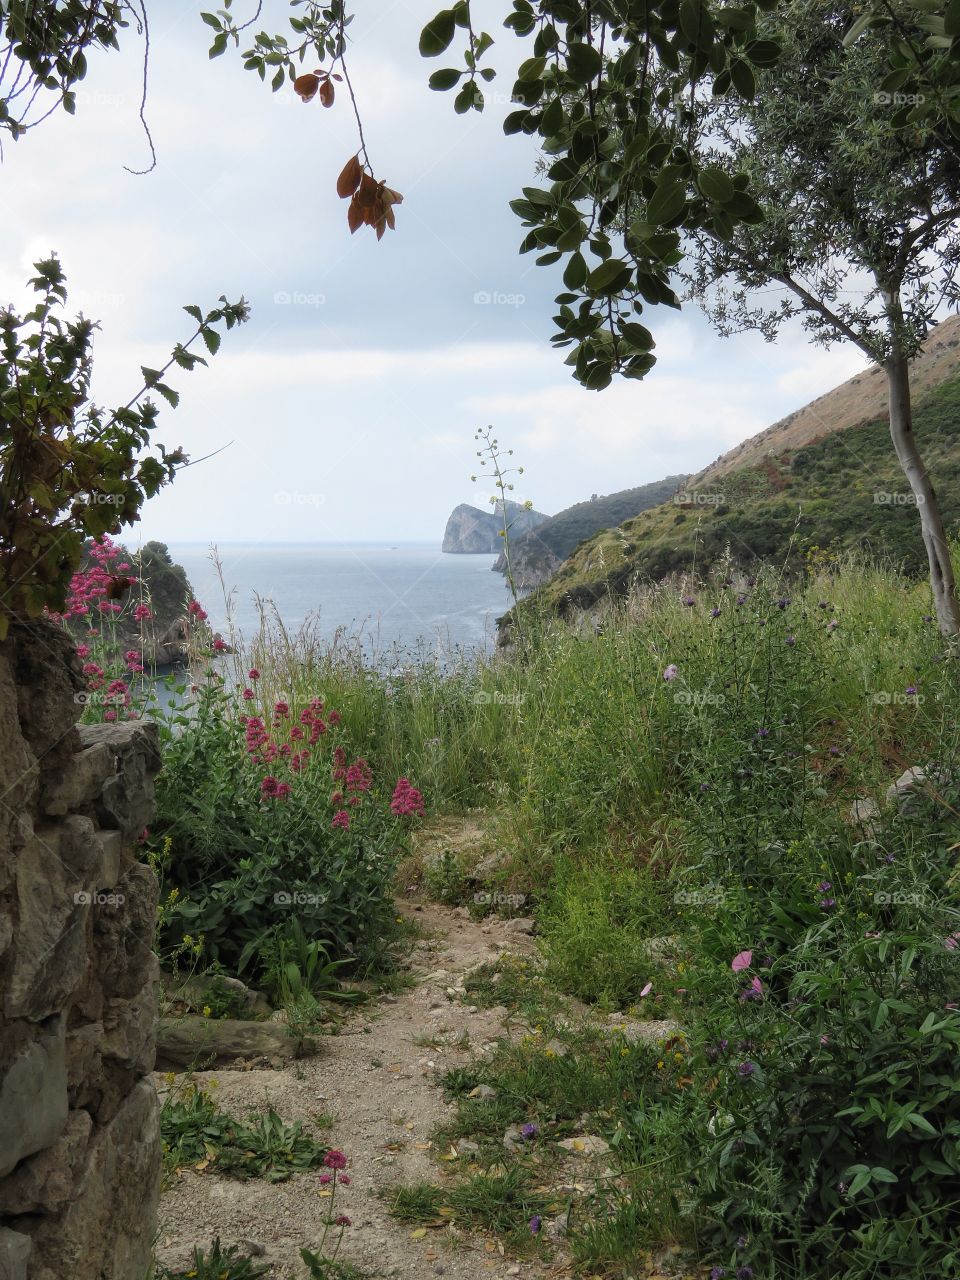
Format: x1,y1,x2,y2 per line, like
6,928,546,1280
75,643,90,658
324,1151,347,1169
242,688,255,701
344,758,373,794
390,777,425,817
248,668,261,680
104,709,117,722
187,600,208,621
319,1173,331,1185
274,701,290,718
328,709,342,726
334,1215,351,1227
82,661,103,677
213,636,228,653
332,809,351,831
261,775,280,798
339,1174,351,1185
133,603,152,622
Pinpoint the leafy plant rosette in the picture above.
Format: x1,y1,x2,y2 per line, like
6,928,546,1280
152,671,425,983
680,837,960,1279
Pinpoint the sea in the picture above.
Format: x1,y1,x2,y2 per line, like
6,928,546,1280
163,542,514,664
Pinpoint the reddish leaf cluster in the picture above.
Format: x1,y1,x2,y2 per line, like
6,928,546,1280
336,154,402,239
293,68,342,107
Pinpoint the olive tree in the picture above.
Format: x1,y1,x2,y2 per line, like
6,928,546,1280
673,2,960,634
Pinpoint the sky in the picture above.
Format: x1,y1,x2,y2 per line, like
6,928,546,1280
0,0,870,544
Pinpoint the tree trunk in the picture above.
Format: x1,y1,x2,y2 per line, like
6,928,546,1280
885,346,960,636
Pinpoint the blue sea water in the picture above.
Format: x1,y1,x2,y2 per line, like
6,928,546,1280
162,542,514,661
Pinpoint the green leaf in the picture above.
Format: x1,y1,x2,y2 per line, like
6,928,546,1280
563,252,588,290
419,9,457,57
428,67,463,91
587,258,631,293
200,12,222,29
566,43,603,83
201,328,221,356
619,321,655,350
209,32,228,59
697,166,735,203
730,58,756,98
946,0,960,35
647,181,688,225
518,56,547,82
744,38,780,66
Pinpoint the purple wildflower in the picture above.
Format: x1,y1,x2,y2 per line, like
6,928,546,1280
737,1061,755,1078
529,1215,542,1235
785,635,796,646
520,1123,538,1140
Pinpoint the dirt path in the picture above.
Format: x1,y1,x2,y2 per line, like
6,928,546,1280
155,902,559,1280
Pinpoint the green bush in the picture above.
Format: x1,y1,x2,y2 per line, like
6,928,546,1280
151,676,424,983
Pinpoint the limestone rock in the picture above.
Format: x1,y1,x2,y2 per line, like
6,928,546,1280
9,621,83,773
80,721,161,841
155,1017,316,1070
6,824,89,1020
557,1134,610,1157
23,1078,160,1280
0,1018,69,1178
40,742,116,817
886,765,951,814
0,1228,32,1280
94,862,159,999
0,1109,92,1214
0,647,37,866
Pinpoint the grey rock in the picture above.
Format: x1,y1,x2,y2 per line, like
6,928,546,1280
156,1017,317,1070
0,1228,32,1280
101,955,160,1074
442,500,548,554
886,765,951,813
25,1078,160,1280
0,1109,92,1214
10,621,83,773
40,742,115,817
557,1134,610,1156
6,825,89,1020
94,862,159,999
503,916,535,936
79,721,161,842
0,1018,69,1178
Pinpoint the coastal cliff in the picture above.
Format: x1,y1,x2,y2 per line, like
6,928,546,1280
442,500,549,553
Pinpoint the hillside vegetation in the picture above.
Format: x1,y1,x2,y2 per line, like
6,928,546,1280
530,368,960,613
493,474,688,587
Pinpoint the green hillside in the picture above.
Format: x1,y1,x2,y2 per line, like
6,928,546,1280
531,372,960,613
495,474,688,586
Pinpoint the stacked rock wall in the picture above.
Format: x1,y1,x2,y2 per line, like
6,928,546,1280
0,622,162,1280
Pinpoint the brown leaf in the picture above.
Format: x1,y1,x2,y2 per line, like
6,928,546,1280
319,79,335,108
356,172,378,209
293,73,319,102
347,198,363,233
337,154,363,199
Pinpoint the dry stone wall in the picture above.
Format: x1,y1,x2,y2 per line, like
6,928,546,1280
0,621,162,1280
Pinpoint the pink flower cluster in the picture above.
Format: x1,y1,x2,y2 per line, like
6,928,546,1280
390,777,425,817
246,694,340,802
47,536,139,622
